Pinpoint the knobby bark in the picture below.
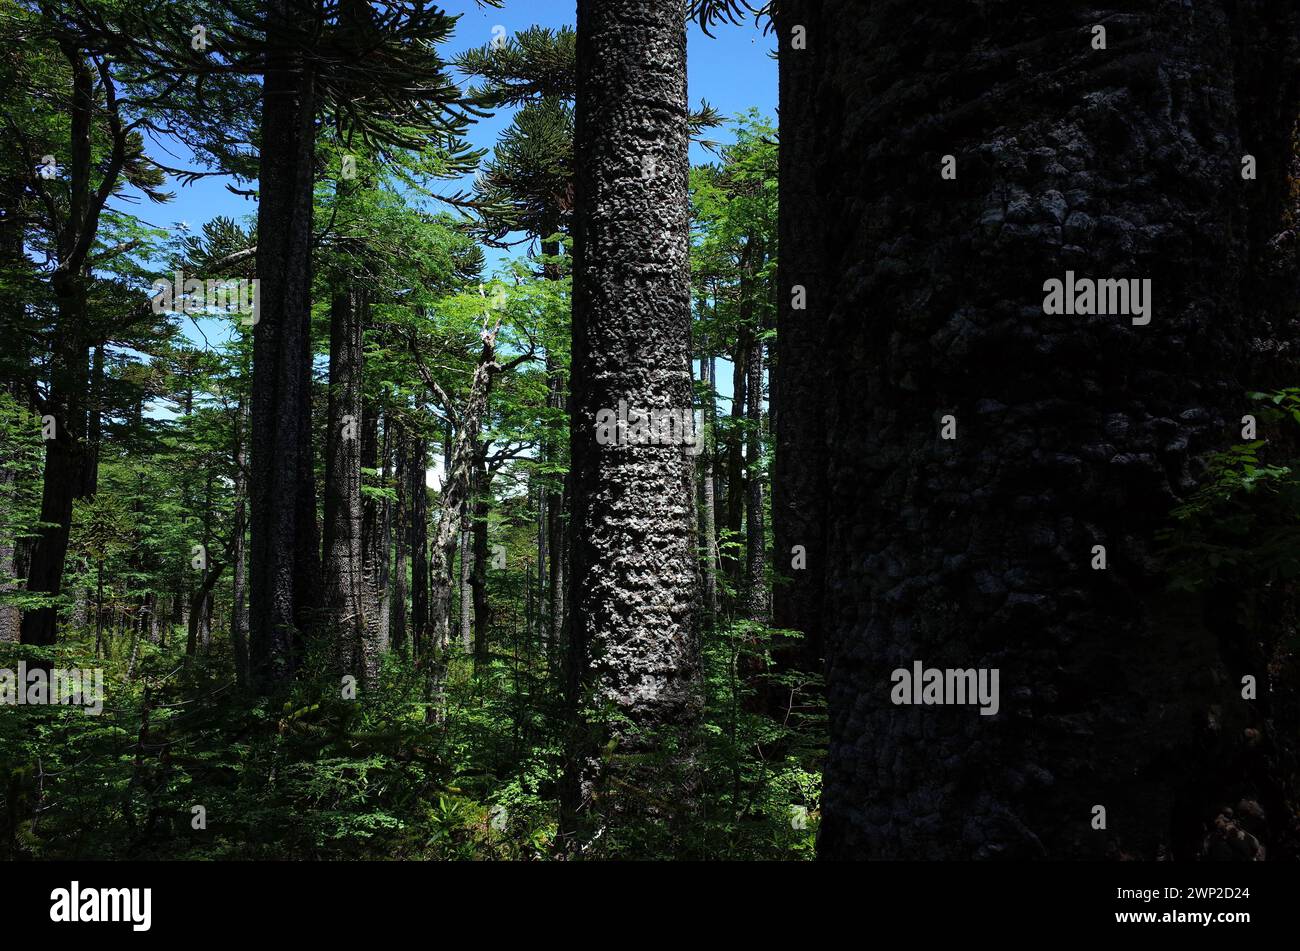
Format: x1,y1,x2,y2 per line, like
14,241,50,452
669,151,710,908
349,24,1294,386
408,434,429,659
744,330,767,621
771,2,828,676
248,0,323,690
230,398,250,687
359,397,390,683
563,0,700,853
794,0,1300,859
323,279,367,675
698,356,720,621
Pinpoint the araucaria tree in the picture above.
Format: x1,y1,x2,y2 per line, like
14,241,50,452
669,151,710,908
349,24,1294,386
776,0,1300,859
563,0,702,852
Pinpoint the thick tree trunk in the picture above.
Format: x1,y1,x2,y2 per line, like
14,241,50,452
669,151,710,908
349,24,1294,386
771,3,828,676
249,0,322,690
21,284,87,647
563,0,700,852
799,0,1300,859
323,282,366,673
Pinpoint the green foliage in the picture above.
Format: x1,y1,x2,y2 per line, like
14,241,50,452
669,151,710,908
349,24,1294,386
1162,389,1300,594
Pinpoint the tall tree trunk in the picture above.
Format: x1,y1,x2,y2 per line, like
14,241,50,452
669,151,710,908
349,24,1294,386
426,343,498,655
563,0,700,852
230,398,250,687
323,280,366,673
721,335,747,600
801,0,1300,860
471,451,491,669
22,282,87,646
248,0,322,690
80,343,103,499
391,426,408,657
744,329,767,621
459,516,472,652
409,435,429,659
771,3,828,678
698,356,720,622
359,397,389,683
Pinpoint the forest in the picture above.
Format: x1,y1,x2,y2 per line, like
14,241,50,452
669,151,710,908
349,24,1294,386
0,0,1298,865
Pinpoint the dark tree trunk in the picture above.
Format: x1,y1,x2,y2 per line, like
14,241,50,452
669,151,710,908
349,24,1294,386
698,356,720,621
721,335,747,599
471,450,491,669
408,435,429,659
391,426,408,657
21,283,87,646
563,0,700,851
248,0,322,690
359,396,389,683
80,343,103,499
796,0,1300,860
230,398,250,687
323,281,366,673
744,329,767,621
771,3,828,677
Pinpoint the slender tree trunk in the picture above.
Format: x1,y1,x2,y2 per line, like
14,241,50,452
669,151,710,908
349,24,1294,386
721,336,747,601
471,453,490,669
80,343,103,499
459,516,472,652
391,427,409,658
230,398,250,687
359,397,388,682
248,0,322,690
323,279,366,673
409,435,429,659
698,357,720,621
426,339,503,655
563,0,700,853
744,329,767,621
804,0,1300,859
0,459,19,643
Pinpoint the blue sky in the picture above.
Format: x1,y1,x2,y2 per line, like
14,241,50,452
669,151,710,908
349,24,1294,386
142,2,775,465
151,1,777,265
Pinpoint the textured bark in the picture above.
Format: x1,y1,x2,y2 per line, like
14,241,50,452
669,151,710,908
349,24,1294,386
21,48,95,647
563,0,700,850
721,336,747,600
248,0,322,690
744,331,767,621
408,435,429,658
426,342,498,654
323,281,366,673
391,428,408,656
771,1,827,674
230,398,250,687
471,450,491,668
22,281,87,647
80,343,103,499
795,1,1300,859
359,398,389,682
459,517,472,652
698,357,720,621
